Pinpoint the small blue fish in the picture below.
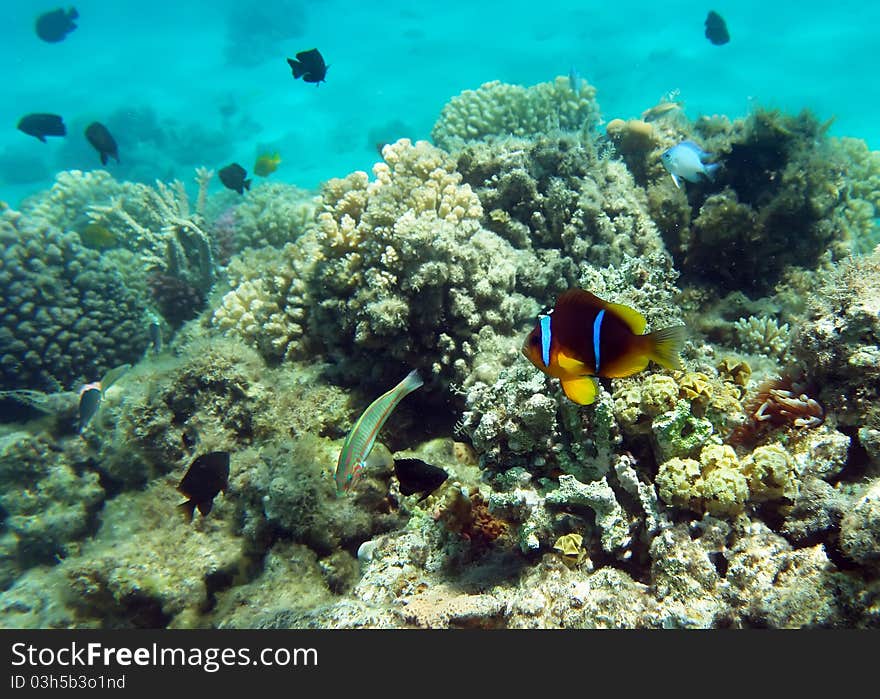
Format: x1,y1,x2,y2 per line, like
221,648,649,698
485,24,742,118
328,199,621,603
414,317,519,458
660,140,720,189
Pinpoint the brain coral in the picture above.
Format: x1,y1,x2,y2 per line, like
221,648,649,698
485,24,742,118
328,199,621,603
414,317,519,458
0,207,148,392
431,76,600,151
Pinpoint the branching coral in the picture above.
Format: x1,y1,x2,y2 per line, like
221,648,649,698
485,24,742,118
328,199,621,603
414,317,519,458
212,245,310,362
305,138,531,385
87,168,217,327
733,315,791,360
456,135,668,274
218,183,317,252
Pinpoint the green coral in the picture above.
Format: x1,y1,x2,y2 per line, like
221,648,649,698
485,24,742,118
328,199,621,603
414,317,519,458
431,76,600,151
651,400,716,462
641,109,874,293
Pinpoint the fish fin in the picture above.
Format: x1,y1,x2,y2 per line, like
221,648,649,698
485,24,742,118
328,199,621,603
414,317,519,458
561,376,598,405
556,349,588,374
178,500,197,522
670,172,682,189
703,162,720,181
606,302,647,335
287,58,305,78
196,500,214,517
647,325,687,370
244,179,251,191
69,8,79,20
100,152,108,166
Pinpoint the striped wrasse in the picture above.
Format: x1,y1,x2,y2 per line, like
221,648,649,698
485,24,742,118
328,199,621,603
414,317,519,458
335,369,423,495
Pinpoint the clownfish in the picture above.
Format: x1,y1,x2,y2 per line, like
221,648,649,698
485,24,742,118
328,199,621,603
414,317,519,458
522,289,687,405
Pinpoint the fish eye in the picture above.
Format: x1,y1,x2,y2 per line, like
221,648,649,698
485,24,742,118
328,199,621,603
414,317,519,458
530,336,539,345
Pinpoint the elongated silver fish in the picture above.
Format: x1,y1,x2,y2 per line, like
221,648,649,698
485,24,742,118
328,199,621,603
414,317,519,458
335,369,423,495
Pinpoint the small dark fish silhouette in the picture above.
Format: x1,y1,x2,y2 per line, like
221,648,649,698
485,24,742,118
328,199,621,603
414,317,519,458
17,113,66,142
178,451,230,521
218,163,251,194
393,458,448,501
77,382,102,433
85,122,119,165
704,11,730,45
287,49,328,85
35,7,79,43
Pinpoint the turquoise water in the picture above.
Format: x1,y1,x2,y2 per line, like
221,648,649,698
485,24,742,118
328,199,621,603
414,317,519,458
3,0,878,203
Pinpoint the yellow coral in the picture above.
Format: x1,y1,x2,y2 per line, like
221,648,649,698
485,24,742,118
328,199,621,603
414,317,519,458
741,443,799,502
656,456,702,510
552,533,588,567
657,441,798,517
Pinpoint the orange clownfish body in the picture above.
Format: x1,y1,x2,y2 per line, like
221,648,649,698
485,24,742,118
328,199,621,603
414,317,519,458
522,289,687,405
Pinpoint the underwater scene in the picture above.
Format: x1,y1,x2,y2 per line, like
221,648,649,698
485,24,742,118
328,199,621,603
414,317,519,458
1,0,879,630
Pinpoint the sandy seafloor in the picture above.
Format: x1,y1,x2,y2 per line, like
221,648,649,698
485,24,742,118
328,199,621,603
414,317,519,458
1,1,880,630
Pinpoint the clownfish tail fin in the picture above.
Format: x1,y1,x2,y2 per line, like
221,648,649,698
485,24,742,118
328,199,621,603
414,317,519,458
647,325,687,371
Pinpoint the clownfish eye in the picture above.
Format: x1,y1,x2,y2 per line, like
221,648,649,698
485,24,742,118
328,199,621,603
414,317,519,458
530,335,539,346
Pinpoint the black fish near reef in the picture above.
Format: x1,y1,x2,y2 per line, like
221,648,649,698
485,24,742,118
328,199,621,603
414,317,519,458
218,163,251,194
394,458,448,501
705,10,730,45
17,113,66,142
85,122,119,165
35,7,78,43
287,48,328,85
178,451,230,521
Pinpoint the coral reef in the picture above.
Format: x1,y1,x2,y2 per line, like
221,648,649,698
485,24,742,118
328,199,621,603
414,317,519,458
219,183,316,251
627,108,879,293
0,431,103,570
0,207,148,392
2,81,880,631
305,138,531,385
431,76,600,151
790,249,880,440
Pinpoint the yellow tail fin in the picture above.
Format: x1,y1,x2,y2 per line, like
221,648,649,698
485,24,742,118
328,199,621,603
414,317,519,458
648,325,687,370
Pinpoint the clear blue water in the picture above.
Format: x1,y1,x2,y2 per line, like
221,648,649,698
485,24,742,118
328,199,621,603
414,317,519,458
2,0,878,204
